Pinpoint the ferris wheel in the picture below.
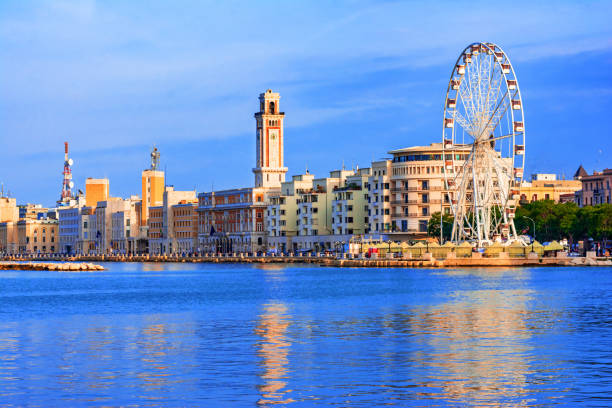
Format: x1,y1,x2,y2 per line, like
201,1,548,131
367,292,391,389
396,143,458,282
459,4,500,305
442,42,525,245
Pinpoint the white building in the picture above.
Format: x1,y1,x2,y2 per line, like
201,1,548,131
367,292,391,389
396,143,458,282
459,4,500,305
366,160,392,236
57,196,86,254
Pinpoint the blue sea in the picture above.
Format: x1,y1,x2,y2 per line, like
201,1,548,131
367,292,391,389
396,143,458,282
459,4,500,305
1,263,611,407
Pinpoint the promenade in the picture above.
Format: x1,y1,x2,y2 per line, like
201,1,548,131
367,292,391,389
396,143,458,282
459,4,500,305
2,252,611,268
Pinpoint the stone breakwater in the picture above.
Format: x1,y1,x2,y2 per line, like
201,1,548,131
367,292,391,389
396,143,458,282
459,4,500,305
0,262,105,271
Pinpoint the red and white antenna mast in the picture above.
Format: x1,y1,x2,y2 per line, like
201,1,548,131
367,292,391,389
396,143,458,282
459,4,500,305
60,141,74,204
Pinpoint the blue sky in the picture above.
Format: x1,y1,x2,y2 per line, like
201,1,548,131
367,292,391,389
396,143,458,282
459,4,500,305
1,0,611,206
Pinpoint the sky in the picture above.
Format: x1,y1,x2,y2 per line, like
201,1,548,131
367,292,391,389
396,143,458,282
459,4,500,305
1,0,611,206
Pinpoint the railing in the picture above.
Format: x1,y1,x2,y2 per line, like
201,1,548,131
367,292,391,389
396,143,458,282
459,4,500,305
406,186,443,191
392,213,421,218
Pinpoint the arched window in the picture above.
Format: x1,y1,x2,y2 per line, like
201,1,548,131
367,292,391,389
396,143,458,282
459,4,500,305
269,101,275,114
258,237,263,245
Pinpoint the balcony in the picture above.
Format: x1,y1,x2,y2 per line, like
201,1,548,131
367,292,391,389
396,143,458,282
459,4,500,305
391,213,418,218
391,200,417,205
407,186,442,191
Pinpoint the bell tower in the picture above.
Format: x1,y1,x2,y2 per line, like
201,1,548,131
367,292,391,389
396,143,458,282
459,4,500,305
253,89,288,188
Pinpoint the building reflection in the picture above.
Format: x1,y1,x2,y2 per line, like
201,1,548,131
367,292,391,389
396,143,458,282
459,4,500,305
255,302,294,405
412,269,535,406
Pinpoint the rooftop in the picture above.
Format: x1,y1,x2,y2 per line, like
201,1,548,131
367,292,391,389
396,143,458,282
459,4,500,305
388,142,470,155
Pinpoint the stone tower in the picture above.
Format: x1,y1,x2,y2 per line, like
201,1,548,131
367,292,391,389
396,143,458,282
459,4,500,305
253,89,288,188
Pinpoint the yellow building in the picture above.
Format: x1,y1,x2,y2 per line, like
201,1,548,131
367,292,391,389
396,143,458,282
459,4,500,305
85,178,109,208
519,174,582,203
141,170,164,227
17,219,59,254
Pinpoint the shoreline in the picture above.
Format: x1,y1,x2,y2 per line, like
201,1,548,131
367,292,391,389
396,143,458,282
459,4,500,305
2,254,611,268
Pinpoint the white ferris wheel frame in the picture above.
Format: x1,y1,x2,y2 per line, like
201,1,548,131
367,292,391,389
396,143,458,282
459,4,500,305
442,42,526,245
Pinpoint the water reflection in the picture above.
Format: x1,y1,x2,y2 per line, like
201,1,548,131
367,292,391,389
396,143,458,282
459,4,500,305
255,302,294,405
413,269,536,406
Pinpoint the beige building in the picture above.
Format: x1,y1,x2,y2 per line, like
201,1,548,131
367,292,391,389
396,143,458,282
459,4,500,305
0,196,19,253
386,143,470,238
172,202,199,254
159,186,198,254
17,218,58,254
290,169,354,251
332,168,371,236
110,197,140,254
93,197,137,254
519,174,582,203
267,173,316,252
575,167,612,207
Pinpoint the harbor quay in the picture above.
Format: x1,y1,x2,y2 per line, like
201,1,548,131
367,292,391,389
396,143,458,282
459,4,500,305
2,248,611,268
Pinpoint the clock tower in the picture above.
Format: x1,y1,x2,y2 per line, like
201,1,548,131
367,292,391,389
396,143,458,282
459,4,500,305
253,89,288,188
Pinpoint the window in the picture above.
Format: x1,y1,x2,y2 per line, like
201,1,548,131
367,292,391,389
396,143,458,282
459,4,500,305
422,207,428,216
418,220,428,233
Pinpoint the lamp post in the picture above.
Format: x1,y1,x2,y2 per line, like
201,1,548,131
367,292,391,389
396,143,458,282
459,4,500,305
523,216,536,252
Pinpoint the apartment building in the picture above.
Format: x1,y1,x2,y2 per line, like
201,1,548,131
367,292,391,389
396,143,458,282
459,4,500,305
331,168,371,236
366,160,392,235
291,169,353,251
267,172,315,252
575,167,612,206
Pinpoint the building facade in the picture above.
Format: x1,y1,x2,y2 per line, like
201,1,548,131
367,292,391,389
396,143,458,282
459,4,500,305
575,168,612,207
366,160,392,235
172,202,198,254
147,206,164,254
58,205,81,254
85,178,109,208
267,173,315,252
0,196,19,253
519,174,582,203
17,218,59,254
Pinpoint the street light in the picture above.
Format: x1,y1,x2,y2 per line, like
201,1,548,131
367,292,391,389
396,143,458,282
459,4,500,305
523,216,536,253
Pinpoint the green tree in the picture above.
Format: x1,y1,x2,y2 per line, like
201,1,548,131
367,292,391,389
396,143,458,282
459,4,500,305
428,212,454,243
